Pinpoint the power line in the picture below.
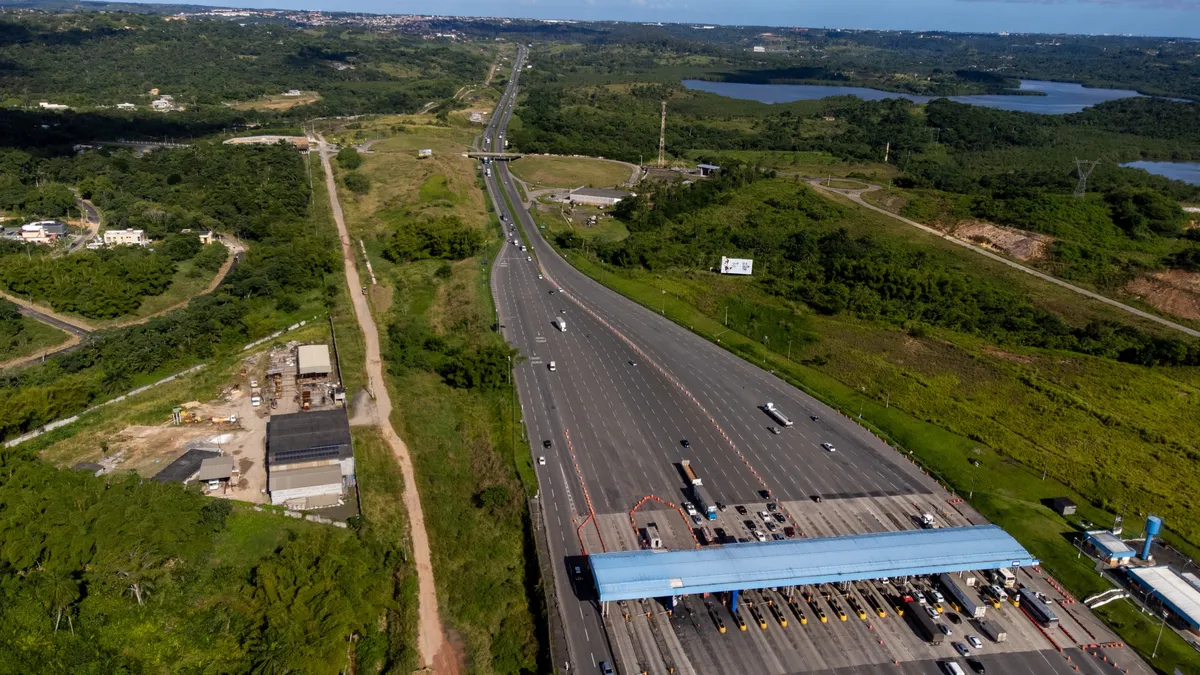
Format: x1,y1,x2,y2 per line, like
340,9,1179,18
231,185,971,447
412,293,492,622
1074,159,1100,198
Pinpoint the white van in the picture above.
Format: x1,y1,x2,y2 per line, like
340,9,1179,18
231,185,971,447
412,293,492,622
555,319,567,332
548,361,556,371
941,662,965,675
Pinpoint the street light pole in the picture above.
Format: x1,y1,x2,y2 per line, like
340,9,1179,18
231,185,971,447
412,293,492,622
661,289,665,315
1152,611,1166,658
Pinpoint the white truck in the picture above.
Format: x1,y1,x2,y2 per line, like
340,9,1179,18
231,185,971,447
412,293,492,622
763,402,793,427
555,318,567,332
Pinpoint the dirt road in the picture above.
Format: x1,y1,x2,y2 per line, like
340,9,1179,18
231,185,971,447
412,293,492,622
808,179,1200,339
317,137,447,670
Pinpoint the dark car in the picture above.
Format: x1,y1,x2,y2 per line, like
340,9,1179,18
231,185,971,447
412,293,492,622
766,502,777,512
765,521,777,532
946,612,962,624
811,494,823,503
967,658,986,674
784,526,796,537
716,501,727,511
736,505,748,515
714,527,727,541
543,439,552,449
758,490,771,499
773,513,786,523
810,415,819,421
743,519,757,531
772,533,784,541
681,439,690,448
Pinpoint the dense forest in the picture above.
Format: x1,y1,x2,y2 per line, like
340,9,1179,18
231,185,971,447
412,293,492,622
0,12,487,115
0,450,409,672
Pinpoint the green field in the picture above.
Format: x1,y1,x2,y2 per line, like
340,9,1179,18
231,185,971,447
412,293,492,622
327,114,545,674
0,314,70,363
509,155,633,189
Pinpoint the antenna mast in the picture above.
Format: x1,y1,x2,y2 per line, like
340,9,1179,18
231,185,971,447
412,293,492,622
1074,159,1099,198
658,100,667,168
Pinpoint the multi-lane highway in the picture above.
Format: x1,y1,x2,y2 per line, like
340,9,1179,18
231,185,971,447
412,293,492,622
481,47,1150,675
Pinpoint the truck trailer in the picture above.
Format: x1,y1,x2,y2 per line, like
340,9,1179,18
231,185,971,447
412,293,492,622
978,619,1008,643
693,483,718,520
906,600,944,645
939,574,985,619
763,402,794,427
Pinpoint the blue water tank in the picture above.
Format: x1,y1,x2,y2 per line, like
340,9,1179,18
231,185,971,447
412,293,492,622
1142,515,1163,560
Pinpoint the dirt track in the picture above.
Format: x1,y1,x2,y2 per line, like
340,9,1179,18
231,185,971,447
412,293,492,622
318,137,448,671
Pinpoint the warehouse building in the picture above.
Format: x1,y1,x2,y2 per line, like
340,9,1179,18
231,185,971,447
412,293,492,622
1084,530,1137,566
297,344,332,377
1127,566,1200,633
568,187,634,207
266,409,355,509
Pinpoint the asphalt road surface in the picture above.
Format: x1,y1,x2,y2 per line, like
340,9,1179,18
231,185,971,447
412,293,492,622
483,48,1149,675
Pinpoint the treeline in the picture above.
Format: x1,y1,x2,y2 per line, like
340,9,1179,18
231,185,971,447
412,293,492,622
0,451,408,672
382,214,484,263
0,246,177,319
582,179,1200,368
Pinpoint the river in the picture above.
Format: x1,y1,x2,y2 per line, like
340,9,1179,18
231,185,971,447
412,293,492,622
682,79,1146,114
1120,161,1200,186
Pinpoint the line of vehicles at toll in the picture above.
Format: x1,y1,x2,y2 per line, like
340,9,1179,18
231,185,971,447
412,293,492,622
634,568,1059,675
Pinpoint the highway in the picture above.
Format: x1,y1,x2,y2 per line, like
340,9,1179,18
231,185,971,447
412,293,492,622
483,47,939,674
482,48,1150,675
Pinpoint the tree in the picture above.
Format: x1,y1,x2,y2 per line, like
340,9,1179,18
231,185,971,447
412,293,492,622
336,146,362,170
343,172,370,194
1105,187,1187,237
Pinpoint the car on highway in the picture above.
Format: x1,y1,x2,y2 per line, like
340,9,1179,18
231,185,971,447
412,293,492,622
548,361,556,372
685,503,698,516
784,526,796,537
945,612,962,624
925,605,940,619
811,494,822,503
772,533,784,541
691,514,703,525
537,274,543,279
952,642,970,657
821,442,836,452
714,527,727,541
716,501,727,511
742,519,756,531
526,256,532,262
810,415,819,421
966,635,983,649
765,521,776,532
754,532,767,542
768,426,781,434
938,623,952,636
772,513,786,523
538,456,545,465
599,662,614,675
966,658,985,673
766,502,777,512
681,439,690,448
758,511,771,522
940,662,966,675
736,505,748,515
543,440,552,449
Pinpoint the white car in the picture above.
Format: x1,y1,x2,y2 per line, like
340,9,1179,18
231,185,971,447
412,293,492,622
538,274,543,279
952,642,970,657
925,605,940,619
759,511,771,522
684,503,698,516
938,623,952,636
754,531,767,542
967,635,983,649
538,456,546,466
548,361,556,372
821,442,836,452
526,256,532,262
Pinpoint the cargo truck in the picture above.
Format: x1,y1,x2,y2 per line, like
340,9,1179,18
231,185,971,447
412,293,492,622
693,483,718,520
644,523,662,549
681,460,701,485
978,619,1008,643
763,402,794,427
554,318,567,332
906,600,944,645
940,574,985,619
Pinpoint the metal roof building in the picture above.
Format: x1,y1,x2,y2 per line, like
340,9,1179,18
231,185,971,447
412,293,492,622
297,344,332,376
568,187,634,206
1126,566,1200,631
1084,530,1136,565
589,525,1036,602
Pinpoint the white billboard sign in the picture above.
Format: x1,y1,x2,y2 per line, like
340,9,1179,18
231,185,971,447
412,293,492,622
720,256,754,276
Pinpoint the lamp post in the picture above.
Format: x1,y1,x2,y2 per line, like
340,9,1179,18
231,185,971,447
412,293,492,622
661,289,666,315
1152,610,1167,659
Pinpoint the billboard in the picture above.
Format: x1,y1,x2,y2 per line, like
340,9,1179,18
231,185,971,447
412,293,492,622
720,256,753,275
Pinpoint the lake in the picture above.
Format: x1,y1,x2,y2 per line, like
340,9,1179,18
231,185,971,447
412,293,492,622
681,79,1145,114
1121,161,1200,186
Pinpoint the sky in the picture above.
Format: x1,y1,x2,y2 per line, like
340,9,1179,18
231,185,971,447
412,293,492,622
138,0,1200,38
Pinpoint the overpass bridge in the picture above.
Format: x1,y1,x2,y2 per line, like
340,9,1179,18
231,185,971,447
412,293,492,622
466,151,523,161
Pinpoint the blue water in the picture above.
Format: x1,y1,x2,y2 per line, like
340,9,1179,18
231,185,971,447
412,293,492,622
682,79,1145,114
1121,161,1200,186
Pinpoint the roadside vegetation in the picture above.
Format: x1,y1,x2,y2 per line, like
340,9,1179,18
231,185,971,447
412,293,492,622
0,298,70,361
508,155,631,189
325,114,545,673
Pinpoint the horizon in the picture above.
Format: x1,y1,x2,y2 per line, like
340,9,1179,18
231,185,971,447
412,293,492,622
118,0,1200,40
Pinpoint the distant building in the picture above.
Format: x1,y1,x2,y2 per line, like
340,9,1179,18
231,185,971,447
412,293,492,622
116,103,137,111
418,148,433,158
568,187,634,207
198,230,216,245
38,101,69,111
1048,497,1077,516
21,220,68,244
103,229,148,247
266,409,355,509
469,112,485,123
284,89,303,97
196,456,235,490
697,163,721,177
752,46,766,53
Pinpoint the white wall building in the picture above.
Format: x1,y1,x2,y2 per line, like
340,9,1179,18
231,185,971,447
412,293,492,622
103,229,149,246
569,187,635,207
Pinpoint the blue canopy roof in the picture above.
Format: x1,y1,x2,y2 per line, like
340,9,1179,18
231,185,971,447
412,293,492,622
590,525,1036,602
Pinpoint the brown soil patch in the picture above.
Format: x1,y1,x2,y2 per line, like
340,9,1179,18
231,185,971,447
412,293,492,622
1125,270,1200,321
952,220,1053,262
983,346,1036,365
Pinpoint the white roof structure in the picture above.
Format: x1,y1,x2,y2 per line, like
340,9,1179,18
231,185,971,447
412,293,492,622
297,344,331,376
1127,566,1200,629
196,456,234,481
